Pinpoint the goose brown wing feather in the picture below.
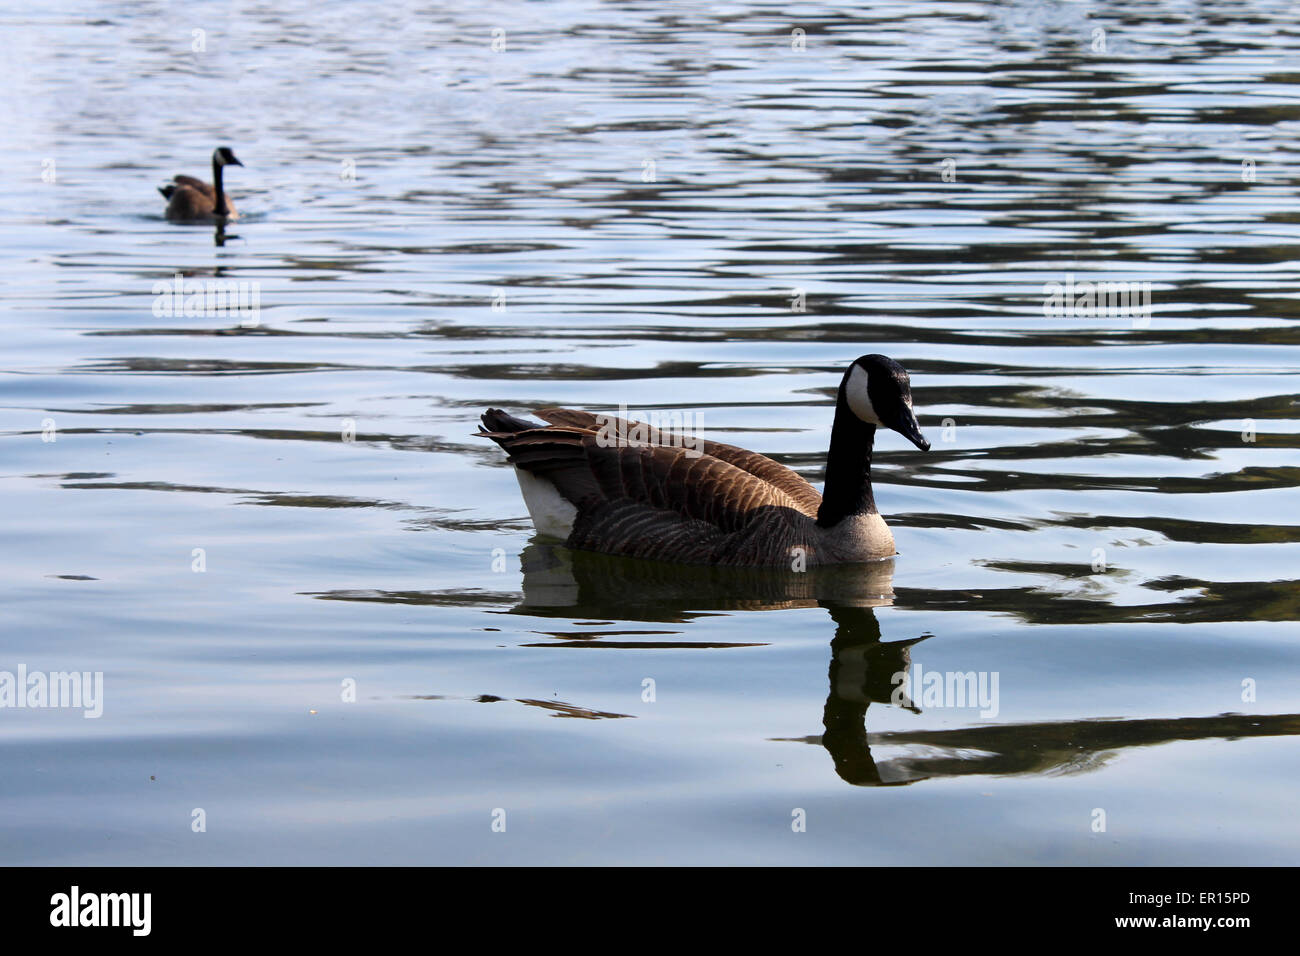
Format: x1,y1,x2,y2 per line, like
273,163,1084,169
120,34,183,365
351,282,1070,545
477,426,604,505
534,407,822,517
171,175,214,197
164,184,216,220
481,420,808,533
163,176,236,219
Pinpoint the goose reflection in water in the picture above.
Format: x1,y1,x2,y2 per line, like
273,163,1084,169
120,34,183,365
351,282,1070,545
513,544,1300,786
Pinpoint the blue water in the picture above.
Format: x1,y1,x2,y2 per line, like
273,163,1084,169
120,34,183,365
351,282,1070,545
1,0,1298,864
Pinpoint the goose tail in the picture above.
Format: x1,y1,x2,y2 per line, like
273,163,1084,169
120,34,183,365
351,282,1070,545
479,408,545,435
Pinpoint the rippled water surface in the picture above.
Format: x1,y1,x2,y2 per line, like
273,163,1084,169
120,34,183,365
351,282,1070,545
2,0,1299,865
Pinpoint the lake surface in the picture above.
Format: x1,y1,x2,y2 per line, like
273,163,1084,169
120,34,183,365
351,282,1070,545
2,0,1298,865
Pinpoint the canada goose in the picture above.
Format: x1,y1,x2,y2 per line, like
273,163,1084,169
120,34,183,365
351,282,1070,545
479,354,930,567
158,147,242,221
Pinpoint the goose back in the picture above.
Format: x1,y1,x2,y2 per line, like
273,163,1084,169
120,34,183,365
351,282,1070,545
161,176,236,220
536,407,824,516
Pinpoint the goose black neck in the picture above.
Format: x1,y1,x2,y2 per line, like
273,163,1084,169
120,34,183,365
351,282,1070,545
212,156,228,216
816,396,878,527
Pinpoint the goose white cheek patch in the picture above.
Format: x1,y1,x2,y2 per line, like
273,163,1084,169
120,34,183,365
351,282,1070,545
845,364,884,426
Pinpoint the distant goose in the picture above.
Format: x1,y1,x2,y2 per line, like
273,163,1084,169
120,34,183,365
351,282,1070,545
479,354,930,567
158,147,242,221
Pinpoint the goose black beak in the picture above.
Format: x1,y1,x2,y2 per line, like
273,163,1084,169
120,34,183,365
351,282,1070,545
893,405,930,451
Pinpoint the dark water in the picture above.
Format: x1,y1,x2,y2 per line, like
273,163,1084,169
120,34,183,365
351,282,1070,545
1,0,1298,864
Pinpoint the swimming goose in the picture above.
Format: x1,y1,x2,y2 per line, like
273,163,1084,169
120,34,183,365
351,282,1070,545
158,147,242,221
479,354,930,567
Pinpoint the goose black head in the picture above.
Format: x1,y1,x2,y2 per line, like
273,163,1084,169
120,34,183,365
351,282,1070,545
214,146,243,168
841,354,930,451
